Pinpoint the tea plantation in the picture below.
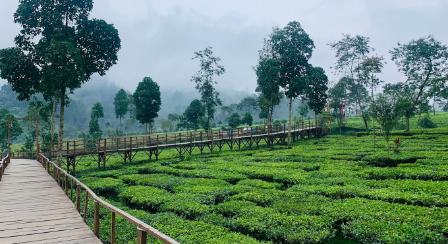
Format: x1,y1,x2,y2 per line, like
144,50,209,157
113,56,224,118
73,114,448,244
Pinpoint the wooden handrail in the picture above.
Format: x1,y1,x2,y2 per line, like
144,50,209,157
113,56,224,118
0,153,10,181
38,153,180,244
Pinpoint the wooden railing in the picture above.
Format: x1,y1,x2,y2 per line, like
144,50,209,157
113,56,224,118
39,121,321,157
0,153,9,182
38,154,179,244
1,151,37,159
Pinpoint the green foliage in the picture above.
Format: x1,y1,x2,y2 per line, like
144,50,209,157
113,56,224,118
390,36,448,108
0,0,121,164
0,108,23,149
133,77,161,128
298,102,309,119
191,47,225,129
306,66,329,116
114,88,129,124
69,114,448,244
180,99,204,131
237,97,259,115
241,112,253,126
81,177,125,197
255,55,282,124
371,94,400,145
227,112,241,128
161,119,174,132
89,102,104,139
419,115,437,128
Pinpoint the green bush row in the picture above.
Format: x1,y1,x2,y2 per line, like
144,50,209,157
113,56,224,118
80,177,126,196
213,201,336,243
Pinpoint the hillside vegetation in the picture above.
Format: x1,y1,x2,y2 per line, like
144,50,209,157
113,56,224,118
67,114,448,244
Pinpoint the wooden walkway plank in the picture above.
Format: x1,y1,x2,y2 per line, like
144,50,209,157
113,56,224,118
0,159,102,244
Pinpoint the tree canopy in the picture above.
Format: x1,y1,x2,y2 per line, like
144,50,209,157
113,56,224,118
114,89,129,125
133,77,161,134
0,108,23,150
191,47,225,130
89,102,104,139
0,0,121,164
181,99,204,131
306,66,329,116
228,112,241,128
269,21,315,145
241,112,253,126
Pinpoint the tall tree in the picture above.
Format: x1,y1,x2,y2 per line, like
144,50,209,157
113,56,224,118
114,89,129,127
89,102,104,139
329,34,372,129
133,77,161,135
241,112,253,126
384,83,416,131
182,99,204,131
255,57,282,142
390,36,448,129
160,120,174,133
297,102,309,120
270,21,315,146
328,79,348,133
167,113,179,131
227,112,241,128
371,93,401,151
0,108,23,150
237,97,259,115
306,66,329,120
220,106,234,117
191,47,225,130
360,55,384,143
0,0,121,165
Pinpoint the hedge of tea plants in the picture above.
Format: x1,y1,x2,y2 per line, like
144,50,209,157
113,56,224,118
72,116,448,244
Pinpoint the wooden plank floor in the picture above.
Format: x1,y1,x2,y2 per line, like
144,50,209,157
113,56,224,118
0,159,102,244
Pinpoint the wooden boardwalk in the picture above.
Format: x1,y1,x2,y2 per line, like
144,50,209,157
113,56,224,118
0,159,102,244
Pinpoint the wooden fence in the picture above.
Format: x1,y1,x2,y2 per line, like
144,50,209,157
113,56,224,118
38,154,179,244
39,121,321,158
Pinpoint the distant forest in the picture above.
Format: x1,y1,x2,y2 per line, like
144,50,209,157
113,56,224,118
0,78,306,141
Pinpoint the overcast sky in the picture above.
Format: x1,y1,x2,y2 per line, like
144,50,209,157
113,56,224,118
1,0,448,93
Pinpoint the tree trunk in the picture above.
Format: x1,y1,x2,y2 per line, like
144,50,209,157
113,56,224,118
51,97,57,140
406,116,410,131
57,91,66,166
433,93,436,116
145,123,148,135
371,84,375,148
288,97,292,146
418,113,422,123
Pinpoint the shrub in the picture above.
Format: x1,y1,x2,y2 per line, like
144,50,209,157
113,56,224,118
214,201,336,243
80,177,126,196
419,116,437,128
119,174,190,191
119,186,171,212
236,179,282,190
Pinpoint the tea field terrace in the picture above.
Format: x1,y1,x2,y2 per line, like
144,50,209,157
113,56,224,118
72,126,448,244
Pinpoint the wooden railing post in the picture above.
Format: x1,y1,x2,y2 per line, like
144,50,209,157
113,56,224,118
94,200,100,237
70,178,73,199
77,185,81,212
83,192,89,223
138,228,147,244
65,175,68,195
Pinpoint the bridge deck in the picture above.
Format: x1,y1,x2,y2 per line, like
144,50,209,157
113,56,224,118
0,159,101,244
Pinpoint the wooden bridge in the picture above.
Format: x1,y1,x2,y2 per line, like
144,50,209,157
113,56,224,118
38,121,326,174
0,154,180,244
